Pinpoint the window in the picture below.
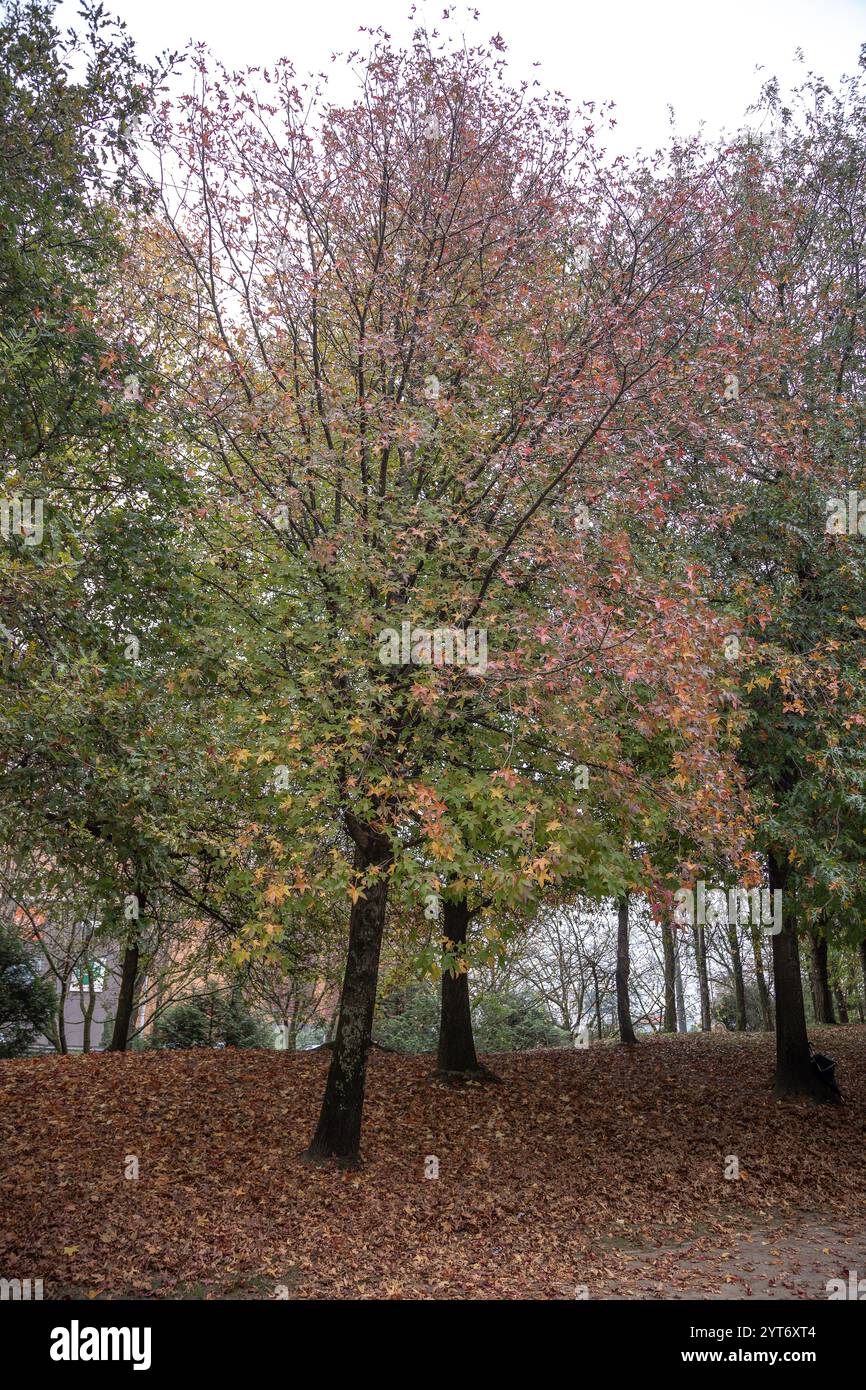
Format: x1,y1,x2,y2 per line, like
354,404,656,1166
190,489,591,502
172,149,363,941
70,960,106,993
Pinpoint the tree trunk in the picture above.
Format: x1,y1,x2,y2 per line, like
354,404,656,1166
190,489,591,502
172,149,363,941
592,963,602,1039
727,922,747,1030
834,987,849,1025
615,895,637,1045
437,896,482,1074
693,923,711,1031
56,982,68,1055
751,923,773,1031
808,929,835,1024
860,940,866,1015
109,940,140,1052
673,936,687,1032
662,921,677,1032
768,852,838,1102
304,824,392,1165
82,974,97,1053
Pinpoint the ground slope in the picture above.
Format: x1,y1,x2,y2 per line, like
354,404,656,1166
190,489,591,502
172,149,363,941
1,1028,864,1299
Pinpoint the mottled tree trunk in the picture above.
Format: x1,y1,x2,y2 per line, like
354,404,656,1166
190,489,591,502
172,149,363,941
768,853,838,1102
437,896,482,1074
56,982,68,1055
110,886,146,1054
693,923,711,1031
305,823,392,1164
662,921,677,1032
615,895,637,1045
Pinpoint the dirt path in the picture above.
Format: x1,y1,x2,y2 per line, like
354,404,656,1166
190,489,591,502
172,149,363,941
595,1218,866,1299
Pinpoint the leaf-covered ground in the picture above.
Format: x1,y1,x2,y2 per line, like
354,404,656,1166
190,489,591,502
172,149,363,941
2,1028,865,1299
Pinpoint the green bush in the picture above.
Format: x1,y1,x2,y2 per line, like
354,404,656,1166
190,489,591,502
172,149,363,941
374,982,440,1051
146,990,271,1050
374,981,568,1053
473,990,569,1052
0,923,55,1057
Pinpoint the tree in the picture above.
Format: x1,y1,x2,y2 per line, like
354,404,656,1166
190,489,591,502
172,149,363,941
0,920,55,1056
144,22,740,1162
0,0,217,1057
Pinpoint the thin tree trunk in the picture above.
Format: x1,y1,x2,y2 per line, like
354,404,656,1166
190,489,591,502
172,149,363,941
592,963,602,1039
768,852,838,1102
808,929,835,1024
82,973,97,1053
615,895,637,1045
834,987,849,1025
693,923,711,1031
305,822,392,1165
56,982,68,1055
727,922,747,1030
860,940,866,1015
662,922,677,1032
673,936,687,1032
437,896,483,1074
751,923,773,1031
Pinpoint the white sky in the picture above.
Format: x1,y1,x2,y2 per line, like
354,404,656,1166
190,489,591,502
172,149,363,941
58,0,865,154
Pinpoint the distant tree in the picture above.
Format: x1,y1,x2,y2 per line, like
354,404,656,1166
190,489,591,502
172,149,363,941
146,987,271,1050
375,984,440,1054
375,980,568,1053
473,990,570,1052
0,923,55,1056
713,981,766,1033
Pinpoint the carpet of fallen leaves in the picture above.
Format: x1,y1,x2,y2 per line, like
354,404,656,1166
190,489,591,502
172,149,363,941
2,1027,865,1299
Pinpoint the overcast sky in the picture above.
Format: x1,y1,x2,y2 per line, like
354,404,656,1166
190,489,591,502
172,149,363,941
58,0,865,153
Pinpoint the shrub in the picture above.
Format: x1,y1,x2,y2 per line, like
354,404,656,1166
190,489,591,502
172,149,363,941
473,990,569,1052
374,981,568,1053
0,924,55,1057
146,990,271,1049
